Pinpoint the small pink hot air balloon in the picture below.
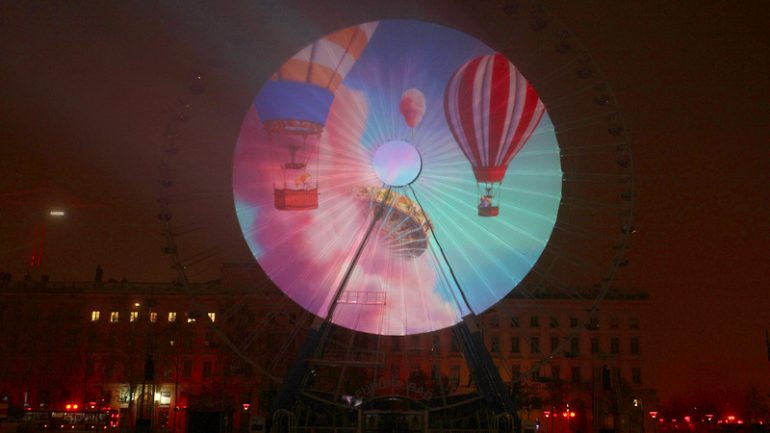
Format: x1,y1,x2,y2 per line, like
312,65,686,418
399,88,426,128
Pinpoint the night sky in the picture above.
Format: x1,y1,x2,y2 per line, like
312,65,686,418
1,1,768,402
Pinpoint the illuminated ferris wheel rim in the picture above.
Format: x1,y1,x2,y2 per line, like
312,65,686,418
233,20,566,336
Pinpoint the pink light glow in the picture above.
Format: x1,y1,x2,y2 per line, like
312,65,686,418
234,86,461,334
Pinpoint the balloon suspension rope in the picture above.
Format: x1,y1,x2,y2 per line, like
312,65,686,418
408,185,473,313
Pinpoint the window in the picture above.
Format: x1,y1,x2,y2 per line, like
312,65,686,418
409,335,421,350
511,364,521,380
571,367,581,384
183,360,193,378
510,337,520,354
631,337,640,355
530,316,539,328
449,365,460,386
569,317,579,328
610,337,620,354
391,363,401,380
431,363,440,380
632,367,642,385
202,360,212,378
588,317,599,330
168,312,177,322
551,365,560,382
489,314,500,328
549,316,559,328
187,313,197,323
208,312,216,322
129,311,139,322
510,316,520,328
204,331,216,348
91,311,100,322
150,312,157,323
610,316,620,329
490,336,500,353
530,337,540,354
535,366,544,382
109,311,119,323
591,337,600,354
550,336,559,352
451,335,460,352
629,316,639,329
432,335,441,353
570,337,580,355
391,336,401,352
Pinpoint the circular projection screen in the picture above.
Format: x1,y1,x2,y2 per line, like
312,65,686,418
233,20,562,335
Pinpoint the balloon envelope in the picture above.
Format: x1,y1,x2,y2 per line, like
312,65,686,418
444,53,545,183
399,88,426,128
255,22,379,129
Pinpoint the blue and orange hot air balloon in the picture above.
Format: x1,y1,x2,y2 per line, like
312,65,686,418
254,22,378,210
444,53,545,216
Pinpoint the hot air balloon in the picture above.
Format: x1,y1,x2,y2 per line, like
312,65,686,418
444,53,545,217
253,22,379,210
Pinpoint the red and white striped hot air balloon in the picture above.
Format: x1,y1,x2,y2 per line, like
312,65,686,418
444,53,545,217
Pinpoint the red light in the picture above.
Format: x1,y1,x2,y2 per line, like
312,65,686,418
242,403,251,411
649,412,658,419
563,412,569,417
727,416,736,422
684,416,691,423
544,411,551,418
65,404,72,410
72,404,79,410
737,420,744,425
570,412,576,418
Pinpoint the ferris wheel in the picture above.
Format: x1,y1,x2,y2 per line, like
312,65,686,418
157,0,634,423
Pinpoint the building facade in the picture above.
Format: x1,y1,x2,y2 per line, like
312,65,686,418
0,264,655,433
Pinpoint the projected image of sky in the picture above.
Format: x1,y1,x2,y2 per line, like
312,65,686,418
233,20,562,335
